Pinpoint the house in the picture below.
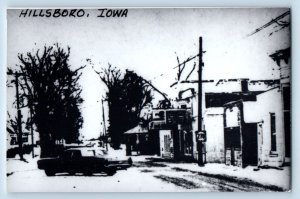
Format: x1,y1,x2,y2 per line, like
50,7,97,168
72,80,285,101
203,79,280,164
223,86,285,167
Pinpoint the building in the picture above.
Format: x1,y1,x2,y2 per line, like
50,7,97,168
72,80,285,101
148,108,194,161
6,130,38,158
269,47,291,163
124,124,153,155
203,77,288,168
245,10,291,165
203,79,278,164
223,86,285,167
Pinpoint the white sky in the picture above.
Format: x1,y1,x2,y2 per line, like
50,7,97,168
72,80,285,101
7,8,290,139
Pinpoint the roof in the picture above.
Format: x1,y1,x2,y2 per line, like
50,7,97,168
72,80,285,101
124,124,148,135
205,92,260,108
269,48,290,66
223,100,243,107
257,86,280,95
223,86,281,108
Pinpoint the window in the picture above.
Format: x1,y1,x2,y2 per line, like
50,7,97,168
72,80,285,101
270,113,277,151
81,149,96,157
153,111,165,121
282,86,291,157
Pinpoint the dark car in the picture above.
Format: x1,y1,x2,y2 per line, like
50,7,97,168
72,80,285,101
37,148,132,176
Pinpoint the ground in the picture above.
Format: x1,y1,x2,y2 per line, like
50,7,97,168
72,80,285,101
6,152,290,192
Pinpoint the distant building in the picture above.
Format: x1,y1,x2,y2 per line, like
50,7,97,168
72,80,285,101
6,130,38,158
8,132,30,146
148,108,193,161
124,124,152,155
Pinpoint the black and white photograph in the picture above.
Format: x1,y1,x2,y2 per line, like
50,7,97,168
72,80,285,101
6,8,291,192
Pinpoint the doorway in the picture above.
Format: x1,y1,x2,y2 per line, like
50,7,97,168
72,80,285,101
242,123,258,167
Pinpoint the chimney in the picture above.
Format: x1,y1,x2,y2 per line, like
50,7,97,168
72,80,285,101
241,79,249,92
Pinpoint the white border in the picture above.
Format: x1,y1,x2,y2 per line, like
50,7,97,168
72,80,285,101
1,0,299,198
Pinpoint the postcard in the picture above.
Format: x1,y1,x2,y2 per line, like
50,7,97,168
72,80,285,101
6,8,291,192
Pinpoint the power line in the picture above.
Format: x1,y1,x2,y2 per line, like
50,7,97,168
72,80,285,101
246,11,290,37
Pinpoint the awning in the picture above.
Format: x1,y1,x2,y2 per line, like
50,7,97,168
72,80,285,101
124,124,148,135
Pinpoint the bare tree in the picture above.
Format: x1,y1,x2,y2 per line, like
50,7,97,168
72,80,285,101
95,65,153,148
8,44,85,157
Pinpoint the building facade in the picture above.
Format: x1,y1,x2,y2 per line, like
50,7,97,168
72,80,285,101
149,108,194,161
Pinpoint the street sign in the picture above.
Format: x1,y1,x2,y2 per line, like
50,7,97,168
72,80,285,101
196,130,206,142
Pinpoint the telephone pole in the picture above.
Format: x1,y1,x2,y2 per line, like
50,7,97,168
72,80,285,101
197,37,204,166
102,99,108,151
30,110,35,158
15,72,24,160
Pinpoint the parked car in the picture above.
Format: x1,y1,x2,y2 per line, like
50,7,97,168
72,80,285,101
37,147,132,176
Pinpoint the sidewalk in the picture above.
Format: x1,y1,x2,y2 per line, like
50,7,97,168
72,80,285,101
162,162,291,191
7,155,39,176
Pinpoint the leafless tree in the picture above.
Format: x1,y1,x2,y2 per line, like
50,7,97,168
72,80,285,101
95,65,153,148
8,44,85,157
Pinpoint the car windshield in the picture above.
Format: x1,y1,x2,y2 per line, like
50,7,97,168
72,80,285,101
81,149,96,157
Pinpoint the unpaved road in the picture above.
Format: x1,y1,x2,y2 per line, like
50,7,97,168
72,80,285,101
134,159,285,192
7,158,285,192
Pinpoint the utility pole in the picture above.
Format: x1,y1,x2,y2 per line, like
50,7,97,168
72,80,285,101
30,109,35,158
197,37,204,166
102,99,108,151
15,72,24,160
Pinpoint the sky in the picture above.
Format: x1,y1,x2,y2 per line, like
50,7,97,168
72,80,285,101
7,8,290,139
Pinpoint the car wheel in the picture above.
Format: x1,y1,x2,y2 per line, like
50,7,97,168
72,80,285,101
68,171,75,175
106,168,116,176
128,157,133,166
83,170,93,176
45,170,55,176
84,173,93,176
